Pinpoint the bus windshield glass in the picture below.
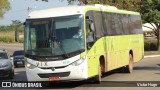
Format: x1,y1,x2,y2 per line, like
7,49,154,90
24,15,84,57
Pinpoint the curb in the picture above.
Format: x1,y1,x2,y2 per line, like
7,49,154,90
144,55,160,58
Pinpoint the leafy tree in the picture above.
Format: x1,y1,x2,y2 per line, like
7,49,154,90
0,0,10,18
10,20,24,32
140,0,160,50
11,20,23,26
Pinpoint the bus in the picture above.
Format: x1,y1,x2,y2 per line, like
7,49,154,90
24,4,144,82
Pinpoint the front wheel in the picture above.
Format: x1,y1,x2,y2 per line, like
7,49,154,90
123,54,133,73
9,70,14,79
92,64,102,83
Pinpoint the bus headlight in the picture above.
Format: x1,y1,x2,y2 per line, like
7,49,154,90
71,57,85,66
26,62,37,69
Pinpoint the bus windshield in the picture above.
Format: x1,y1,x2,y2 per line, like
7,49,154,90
24,15,84,58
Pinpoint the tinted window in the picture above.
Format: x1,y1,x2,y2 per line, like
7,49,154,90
103,12,112,35
103,12,129,35
109,13,117,35
93,11,105,38
13,50,24,56
130,15,142,34
0,53,8,59
88,11,142,37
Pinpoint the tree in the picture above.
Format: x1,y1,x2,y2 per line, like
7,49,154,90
10,20,24,32
140,0,160,50
11,20,23,26
10,20,24,42
0,0,10,18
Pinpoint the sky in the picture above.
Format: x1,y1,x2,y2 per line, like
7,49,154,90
0,0,70,25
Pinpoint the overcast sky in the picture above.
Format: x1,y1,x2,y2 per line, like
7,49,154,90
0,0,69,25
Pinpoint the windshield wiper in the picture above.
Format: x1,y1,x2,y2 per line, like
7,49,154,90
52,36,69,58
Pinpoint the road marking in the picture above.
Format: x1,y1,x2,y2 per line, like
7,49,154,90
144,55,160,58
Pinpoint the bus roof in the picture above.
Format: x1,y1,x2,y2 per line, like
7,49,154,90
28,4,140,19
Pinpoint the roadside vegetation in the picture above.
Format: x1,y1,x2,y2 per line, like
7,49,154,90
144,37,160,55
0,20,24,43
0,32,23,43
144,38,157,51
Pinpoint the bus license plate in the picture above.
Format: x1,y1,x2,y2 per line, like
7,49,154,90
49,76,60,81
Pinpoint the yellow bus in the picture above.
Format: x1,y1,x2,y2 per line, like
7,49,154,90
24,4,144,83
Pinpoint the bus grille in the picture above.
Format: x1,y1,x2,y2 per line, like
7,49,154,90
39,66,67,70
37,72,70,78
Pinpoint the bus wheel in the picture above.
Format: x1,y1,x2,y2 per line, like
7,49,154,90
125,54,133,73
93,64,102,83
129,54,133,73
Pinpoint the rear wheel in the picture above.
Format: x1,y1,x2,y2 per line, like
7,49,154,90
14,62,18,68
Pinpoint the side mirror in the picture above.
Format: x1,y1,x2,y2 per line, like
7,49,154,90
10,55,13,60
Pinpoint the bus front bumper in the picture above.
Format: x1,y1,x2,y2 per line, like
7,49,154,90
26,59,88,81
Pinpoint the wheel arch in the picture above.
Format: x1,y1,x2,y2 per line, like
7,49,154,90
99,55,105,72
129,50,133,57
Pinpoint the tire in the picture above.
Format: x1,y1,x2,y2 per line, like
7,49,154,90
9,70,14,79
14,62,18,68
124,54,133,73
93,64,102,83
13,70,15,76
15,65,18,68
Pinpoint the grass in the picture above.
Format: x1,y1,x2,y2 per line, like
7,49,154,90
0,32,15,43
144,51,160,56
0,31,24,43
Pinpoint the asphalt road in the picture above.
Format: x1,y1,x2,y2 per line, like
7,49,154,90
0,55,159,90
0,44,160,90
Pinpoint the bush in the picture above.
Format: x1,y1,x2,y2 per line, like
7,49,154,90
19,37,24,43
144,38,157,51
0,36,15,43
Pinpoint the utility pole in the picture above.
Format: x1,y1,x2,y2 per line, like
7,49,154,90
27,7,32,15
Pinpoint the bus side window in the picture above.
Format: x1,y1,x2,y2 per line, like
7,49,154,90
86,18,95,49
86,11,96,49
87,22,94,42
